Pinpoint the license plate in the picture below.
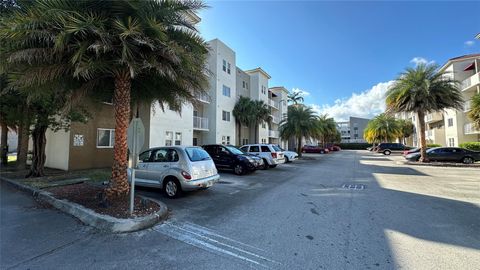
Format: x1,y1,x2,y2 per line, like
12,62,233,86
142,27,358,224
206,181,213,187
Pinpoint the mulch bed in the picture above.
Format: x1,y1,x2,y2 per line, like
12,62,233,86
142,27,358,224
47,183,160,219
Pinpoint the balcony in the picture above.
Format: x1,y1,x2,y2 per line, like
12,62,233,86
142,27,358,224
425,112,443,123
464,122,480,135
425,127,445,145
195,92,210,103
193,116,209,131
268,98,279,110
463,100,472,112
270,114,280,124
268,130,279,138
461,72,480,92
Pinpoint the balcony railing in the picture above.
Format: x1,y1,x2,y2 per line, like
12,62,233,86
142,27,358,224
425,129,433,137
193,116,209,130
461,72,480,91
464,100,472,112
270,114,280,124
425,112,442,123
268,98,279,110
464,123,480,134
268,130,279,138
195,92,210,103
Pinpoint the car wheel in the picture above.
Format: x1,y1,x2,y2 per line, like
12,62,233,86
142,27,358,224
164,178,182,198
285,156,290,163
233,164,245,175
269,164,277,168
383,150,391,155
462,157,474,164
262,159,270,170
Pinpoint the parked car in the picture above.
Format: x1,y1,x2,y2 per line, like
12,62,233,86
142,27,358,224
202,144,261,175
327,145,341,151
302,145,327,154
376,143,411,155
275,145,298,163
130,146,220,198
402,147,432,156
239,144,285,169
405,147,480,164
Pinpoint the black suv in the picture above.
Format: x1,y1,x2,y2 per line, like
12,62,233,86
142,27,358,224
202,144,260,175
376,143,410,155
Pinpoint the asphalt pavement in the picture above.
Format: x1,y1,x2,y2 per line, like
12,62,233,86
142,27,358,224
1,150,479,269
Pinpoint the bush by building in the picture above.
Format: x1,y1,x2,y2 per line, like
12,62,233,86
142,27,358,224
459,142,480,151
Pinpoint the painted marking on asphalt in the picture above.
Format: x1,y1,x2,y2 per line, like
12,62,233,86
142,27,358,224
153,221,279,268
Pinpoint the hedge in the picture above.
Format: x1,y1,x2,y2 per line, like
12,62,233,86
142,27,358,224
337,143,372,150
427,144,442,148
459,142,480,151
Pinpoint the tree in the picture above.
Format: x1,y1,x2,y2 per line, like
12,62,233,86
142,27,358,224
233,96,253,145
1,0,209,198
250,100,271,143
287,91,304,105
317,114,337,147
386,63,463,162
279,105,319,157
396,119,414,145
467,93,480,129
363,114,401,145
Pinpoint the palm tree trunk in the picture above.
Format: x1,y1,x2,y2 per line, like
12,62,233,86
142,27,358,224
106,72,131,199
237,121,241,146
26,123,47,177
297,136,302,158
417,111,429,162
16,109,30,170
255,124,258,144
1,121,8,166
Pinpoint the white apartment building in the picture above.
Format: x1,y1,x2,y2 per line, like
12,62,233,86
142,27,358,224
396,54,480,147
336,117,370,143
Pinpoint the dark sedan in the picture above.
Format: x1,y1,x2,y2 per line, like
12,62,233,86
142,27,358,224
405,147,480,164
302,145,327,154
202,144,261,175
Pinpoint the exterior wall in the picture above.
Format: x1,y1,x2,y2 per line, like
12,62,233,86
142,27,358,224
336,117,369,143
246,69,270,144
148,102,193,148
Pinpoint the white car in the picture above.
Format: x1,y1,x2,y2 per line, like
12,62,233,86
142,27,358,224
129,146,220,198
276,146,298,163
239,144,285,169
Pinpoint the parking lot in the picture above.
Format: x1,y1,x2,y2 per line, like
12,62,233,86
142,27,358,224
2,150,479,269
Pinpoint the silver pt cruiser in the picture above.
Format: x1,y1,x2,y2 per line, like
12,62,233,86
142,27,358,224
128,146,220,198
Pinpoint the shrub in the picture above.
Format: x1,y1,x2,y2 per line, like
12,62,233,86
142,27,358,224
459,142,480,151
427,144,442,148
337,143,372,150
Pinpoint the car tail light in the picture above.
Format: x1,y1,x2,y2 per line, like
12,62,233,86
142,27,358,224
181,171,192,180
271,152,277,158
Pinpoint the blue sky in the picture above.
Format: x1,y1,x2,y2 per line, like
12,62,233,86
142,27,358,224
198,1,480,120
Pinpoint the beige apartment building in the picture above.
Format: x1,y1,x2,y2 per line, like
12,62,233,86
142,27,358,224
396,54,480,147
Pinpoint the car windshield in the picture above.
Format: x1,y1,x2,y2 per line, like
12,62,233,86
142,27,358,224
185,147,211,162
426,148,439,153
225,145,244,155
272,145,282,151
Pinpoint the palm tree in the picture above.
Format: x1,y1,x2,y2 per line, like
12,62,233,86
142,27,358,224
233,96,253,145
279,105,319,157
250,100,271,143
317,114,337,147
386,63,463,162
1,0,209,197
396,119,414,145
364,114,401,144
287,91,304,105
467,93,480,129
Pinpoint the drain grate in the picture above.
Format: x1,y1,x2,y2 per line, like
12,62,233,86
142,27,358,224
341,184,366,190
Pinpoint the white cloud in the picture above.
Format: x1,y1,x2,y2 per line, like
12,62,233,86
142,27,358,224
410,57,435,66
464,40,475,47
311,81,395,122
291,88,310,97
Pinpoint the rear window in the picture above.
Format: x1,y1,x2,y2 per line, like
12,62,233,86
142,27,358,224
185,147,211,162
261,146,271,152
272,145,281,151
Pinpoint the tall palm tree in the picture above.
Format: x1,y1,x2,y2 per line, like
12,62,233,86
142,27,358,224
396,119,414,145
467,93,480,129
1,0,209,197
233,96,253,145
279,105,319,157
386,63,463,162
251,100,271,143
317,114,337,147
287,91,304,105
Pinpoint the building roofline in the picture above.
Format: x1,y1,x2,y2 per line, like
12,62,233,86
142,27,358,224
269,86,289,93
476,33,480,39
186,11,201,24
244,67,272,79
439,53,480,72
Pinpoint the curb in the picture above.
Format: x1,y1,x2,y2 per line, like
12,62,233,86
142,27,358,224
396,161,480,168
0,176,168,233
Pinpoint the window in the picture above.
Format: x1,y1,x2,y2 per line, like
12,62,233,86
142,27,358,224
97,129,115,148
447,118,453,127
261,86,266,95
193,137,198,146
246,82,249,89
262,122,266,128
152,149,179,162
222,111,231,121
448,138,455,147
221,135,231,145
222,59,226,72
242,138,248,145
242,81,245,88
261,138,267,143
175,132,182,145
249,145,260,152
227,63,231,74
139,150,152,162
185,147,211,162
240,146,249,152
222,85,231,97
261,146,270,152
165,131,173,146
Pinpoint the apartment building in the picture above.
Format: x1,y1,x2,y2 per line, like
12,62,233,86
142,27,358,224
336,117,370,143
396,54,480,147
